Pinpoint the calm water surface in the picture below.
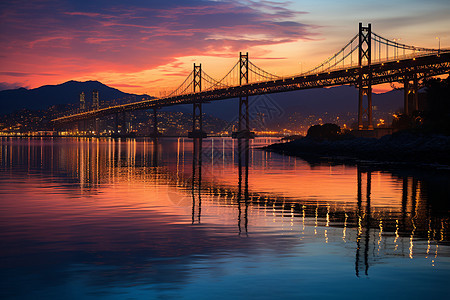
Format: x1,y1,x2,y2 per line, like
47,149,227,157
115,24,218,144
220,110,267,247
1,137,449,299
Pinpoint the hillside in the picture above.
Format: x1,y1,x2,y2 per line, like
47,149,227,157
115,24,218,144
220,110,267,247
0,80,148,114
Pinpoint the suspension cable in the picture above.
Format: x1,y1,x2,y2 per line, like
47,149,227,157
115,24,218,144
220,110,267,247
166,70,194,97
371,32,438,52
201,61,240,91
201,70,230,91
305,34,359,75
248,61,281,81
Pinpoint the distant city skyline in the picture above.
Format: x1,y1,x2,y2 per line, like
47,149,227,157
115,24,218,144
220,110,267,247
1,0,449,95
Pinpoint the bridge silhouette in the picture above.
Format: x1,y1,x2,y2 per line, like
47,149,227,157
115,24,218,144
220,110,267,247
53,23,450,137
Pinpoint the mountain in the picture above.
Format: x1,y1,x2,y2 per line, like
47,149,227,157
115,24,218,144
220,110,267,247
0,80,146,114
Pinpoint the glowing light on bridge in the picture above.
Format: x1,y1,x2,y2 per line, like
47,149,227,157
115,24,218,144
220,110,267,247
52,23,450,133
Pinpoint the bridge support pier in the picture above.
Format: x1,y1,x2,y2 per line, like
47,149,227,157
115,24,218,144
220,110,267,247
358,85,373,130
232,96,255,138
188,101,207,138
403,73,418,115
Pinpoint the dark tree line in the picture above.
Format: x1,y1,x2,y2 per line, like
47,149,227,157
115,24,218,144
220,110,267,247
306,123,341,140
422,76,450,134
392,75,450,135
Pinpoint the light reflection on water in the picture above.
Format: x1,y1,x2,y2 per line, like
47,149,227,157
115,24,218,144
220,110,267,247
0,137,449,299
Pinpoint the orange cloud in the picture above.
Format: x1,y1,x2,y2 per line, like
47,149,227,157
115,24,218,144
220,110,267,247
0,0,315,94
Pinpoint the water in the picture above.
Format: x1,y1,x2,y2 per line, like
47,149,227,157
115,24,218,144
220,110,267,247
1,137,449,299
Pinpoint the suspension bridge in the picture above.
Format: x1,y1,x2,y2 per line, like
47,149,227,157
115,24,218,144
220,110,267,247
52,23,450,137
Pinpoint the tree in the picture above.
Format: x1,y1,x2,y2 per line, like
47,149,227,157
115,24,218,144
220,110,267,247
422,76,450,134
307,123,341,140
391,113,414,131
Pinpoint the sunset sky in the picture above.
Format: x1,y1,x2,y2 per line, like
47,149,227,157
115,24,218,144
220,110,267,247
1,0,449,95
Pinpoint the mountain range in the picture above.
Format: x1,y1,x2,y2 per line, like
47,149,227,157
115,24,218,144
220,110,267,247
0,80,147,114
0,80,404,121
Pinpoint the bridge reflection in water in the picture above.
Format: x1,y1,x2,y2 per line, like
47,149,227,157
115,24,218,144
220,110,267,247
1,137,449,280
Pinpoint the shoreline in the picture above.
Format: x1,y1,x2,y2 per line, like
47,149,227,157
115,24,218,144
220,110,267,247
264,132,450,171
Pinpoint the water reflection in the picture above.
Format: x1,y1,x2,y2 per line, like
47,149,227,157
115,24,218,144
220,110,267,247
1,137,450,298
177,138,447,274
237,138,250,236
191,137,202,224
355,166,371,277
188,137,250,234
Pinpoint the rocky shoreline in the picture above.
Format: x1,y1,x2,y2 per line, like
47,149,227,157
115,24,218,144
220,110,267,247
264,132,450,169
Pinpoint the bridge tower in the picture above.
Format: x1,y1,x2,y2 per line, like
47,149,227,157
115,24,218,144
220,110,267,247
188,63,207,138
233,52,255,139
358,23,373,130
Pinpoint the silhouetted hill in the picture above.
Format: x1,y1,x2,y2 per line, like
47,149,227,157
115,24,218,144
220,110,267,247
0,80,147,114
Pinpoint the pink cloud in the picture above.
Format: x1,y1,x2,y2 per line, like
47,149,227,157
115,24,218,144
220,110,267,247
0,81,29,91
0,0,314,92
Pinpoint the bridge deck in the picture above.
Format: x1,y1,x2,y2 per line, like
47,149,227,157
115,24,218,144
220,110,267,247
53,51,450,124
